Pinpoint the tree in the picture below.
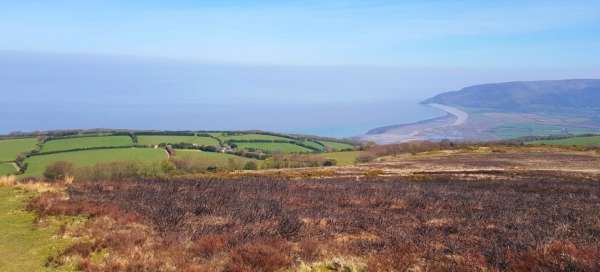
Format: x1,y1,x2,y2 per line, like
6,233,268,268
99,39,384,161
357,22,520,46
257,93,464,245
44,161,74,181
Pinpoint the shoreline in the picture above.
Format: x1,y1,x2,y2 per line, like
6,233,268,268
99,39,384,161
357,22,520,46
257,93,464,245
361,103,470,143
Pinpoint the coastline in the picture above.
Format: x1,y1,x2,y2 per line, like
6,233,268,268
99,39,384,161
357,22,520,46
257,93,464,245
361,103,469,143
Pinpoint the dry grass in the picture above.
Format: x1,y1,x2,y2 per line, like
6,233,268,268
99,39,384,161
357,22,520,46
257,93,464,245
0,175,16,187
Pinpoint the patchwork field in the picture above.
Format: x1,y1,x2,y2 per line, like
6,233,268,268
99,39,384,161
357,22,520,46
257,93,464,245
316,151,362,165
527,135,600,146
137,135,219,146
173,149,259,169
318,140,354,151
0,188,74,272
0,138,39,162
234,142,313,153
299,140,325,151
489,123,598,139
0,163,17,176
41,136,133,153
24,148,167,178
217,133,293,142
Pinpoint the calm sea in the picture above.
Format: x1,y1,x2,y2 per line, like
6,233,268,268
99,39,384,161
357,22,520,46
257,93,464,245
1,100,443,138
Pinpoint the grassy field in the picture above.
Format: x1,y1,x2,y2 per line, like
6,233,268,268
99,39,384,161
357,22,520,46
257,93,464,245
0,163,17,176
316,151,361,165
318,140,354,151
137,135,219,146
490,123,598,139
174,150,259,169
217,133,293,142
527,135,600,146
24,148,167,178
41,136,133,153
0,138,39,162
234,142,313,153
0,187,74,272
300,140,326,151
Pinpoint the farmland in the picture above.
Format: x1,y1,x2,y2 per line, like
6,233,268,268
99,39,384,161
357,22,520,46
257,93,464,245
234,142,313,153
41,136,133,153
0,163,17,176
318,140,354,151
527,135,600,146
137,135,219,146
173,149,259,169
315,151,362,165
0,138,39,162
298,140,325,151
24,148,167,178
0,131,357,180
216,133,293,142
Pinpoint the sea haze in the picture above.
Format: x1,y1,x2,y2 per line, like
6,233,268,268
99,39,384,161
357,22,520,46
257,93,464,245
2,51,596,137
0,100,443,138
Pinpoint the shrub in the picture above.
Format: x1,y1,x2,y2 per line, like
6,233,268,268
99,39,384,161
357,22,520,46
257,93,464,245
322,159,337,167
243,161,258,170
43,161,74,181
355,153,375,163
225,241,292,272
191,234,229,257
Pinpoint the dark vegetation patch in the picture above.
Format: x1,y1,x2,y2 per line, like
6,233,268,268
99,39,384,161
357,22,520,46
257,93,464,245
28,172,600,271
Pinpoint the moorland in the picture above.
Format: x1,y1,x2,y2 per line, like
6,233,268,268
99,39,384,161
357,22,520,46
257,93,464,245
1,132,600,271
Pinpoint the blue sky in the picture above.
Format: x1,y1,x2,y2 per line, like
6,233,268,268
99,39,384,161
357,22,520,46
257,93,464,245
2,0,599,67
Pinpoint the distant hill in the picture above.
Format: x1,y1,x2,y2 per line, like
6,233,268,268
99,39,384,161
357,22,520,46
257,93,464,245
423,79,600,111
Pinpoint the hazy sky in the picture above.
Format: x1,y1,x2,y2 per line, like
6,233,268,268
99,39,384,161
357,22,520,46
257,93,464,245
2,0,600,67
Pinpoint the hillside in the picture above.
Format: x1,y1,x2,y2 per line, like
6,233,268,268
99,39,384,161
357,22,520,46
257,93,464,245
423,79,600,111
364,79,600,143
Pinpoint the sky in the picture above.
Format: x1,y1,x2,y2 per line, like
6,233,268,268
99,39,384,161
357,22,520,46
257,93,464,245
1,1,600,135
1,0,600,67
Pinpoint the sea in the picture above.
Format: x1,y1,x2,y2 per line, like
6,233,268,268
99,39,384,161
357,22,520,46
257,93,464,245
1,100,444,138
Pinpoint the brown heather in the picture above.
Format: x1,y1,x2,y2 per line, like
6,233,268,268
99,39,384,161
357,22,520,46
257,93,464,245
28,170,600,271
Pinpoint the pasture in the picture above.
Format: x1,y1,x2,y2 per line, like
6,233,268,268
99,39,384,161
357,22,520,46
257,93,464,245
318,140,354,151
41,136,133,153
0,188,74,272
24,148,167,178
0,163,17,176
316,151,362,165
527,135,600,146
173,149,259,169
217,133,293,142
137,135,219,146
490,123,598,139
0,138,39,162
234,142,313,153
299,140,325,151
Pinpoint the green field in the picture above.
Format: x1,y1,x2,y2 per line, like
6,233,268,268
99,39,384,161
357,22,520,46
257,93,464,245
0,187,75,271
174,150,259,169
318,140,354,151
316,151,362,166
234,142,313,153
0,163,17,176
300,140,326,151
217,133,293,142
527,135,600,146
489,123,598,139
24,148,167,178
0,138,39,162
41,136,133,153
137,135,219,146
